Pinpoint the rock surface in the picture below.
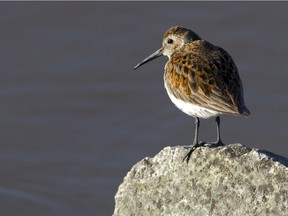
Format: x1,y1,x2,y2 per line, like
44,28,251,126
113,144,288,216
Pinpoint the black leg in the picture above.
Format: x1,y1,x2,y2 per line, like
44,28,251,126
183,116,225,163
193,117,200,145
215,116,223,145
183,117,205,163
207,116,225,147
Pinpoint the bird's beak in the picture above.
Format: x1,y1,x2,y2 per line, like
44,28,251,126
133,48,163,70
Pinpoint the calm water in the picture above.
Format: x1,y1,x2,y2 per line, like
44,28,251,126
0,2,287,216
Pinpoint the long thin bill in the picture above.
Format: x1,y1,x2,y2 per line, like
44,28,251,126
133,48,163,70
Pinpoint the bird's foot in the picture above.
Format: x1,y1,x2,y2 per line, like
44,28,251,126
183,141,206,163
183,141,225,163
203,140,225,148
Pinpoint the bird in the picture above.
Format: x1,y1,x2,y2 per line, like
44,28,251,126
134,26,250,162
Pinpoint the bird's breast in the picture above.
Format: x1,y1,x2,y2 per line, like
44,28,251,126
164,79,221,119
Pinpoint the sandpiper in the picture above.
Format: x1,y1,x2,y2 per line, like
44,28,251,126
134,26,250,162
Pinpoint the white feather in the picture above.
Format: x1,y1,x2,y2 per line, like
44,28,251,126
165,84,221,119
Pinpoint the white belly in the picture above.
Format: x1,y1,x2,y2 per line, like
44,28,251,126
165,87,221,119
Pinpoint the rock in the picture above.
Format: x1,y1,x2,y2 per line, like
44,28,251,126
113,144,288,216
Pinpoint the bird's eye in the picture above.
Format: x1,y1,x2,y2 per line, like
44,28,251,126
167,39,173,44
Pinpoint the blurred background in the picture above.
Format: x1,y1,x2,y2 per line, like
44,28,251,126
0,2,287,216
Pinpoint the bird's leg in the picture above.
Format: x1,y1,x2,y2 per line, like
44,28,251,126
183,117,205,163
215,116,224,145
193,117,200,145
205,116,225,147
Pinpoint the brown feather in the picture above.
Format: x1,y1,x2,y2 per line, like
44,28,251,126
164,40,249,115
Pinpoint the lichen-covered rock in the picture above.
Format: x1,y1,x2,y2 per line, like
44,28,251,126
113,144,288,216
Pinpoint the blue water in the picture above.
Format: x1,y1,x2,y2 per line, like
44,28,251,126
0,2,287,216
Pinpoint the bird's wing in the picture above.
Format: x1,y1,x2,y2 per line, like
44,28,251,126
164,41,246,115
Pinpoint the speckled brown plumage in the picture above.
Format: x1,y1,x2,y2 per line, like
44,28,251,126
164,39,249,116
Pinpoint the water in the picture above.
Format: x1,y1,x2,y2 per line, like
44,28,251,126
0,2,287,216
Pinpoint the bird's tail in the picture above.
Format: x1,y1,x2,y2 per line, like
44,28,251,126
241,106,251,117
